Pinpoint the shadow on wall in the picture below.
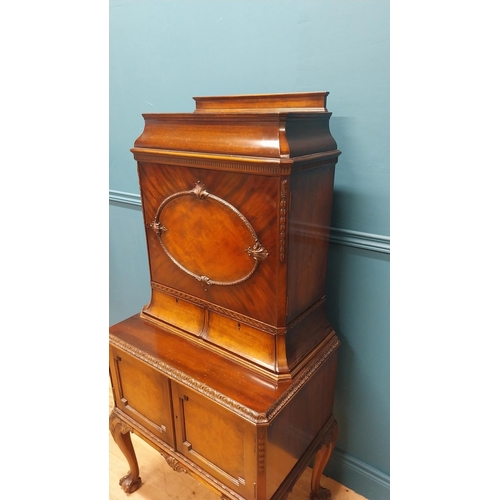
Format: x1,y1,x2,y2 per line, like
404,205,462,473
325,242,389,449
323,237,390,500
328,116,359,230
329,116,356,165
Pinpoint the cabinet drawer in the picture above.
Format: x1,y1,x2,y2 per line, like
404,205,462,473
109,346,175,447
171,382,256,499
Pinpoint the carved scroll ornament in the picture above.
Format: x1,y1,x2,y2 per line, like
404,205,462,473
161,453,188,474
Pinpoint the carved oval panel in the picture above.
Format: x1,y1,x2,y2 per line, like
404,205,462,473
150,182,268,289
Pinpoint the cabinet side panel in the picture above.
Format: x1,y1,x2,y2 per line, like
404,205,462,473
266,351,337,498
285,115,337,157
286,165,335,322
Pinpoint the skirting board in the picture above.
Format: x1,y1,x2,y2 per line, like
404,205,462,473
109,190,390,254
325,449,390,500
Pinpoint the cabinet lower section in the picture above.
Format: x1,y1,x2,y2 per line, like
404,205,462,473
110,406,338,500
109,315,340,500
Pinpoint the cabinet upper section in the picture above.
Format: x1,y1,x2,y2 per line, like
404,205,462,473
132,92,339,160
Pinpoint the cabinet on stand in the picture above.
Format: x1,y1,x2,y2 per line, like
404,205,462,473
109,92,342,500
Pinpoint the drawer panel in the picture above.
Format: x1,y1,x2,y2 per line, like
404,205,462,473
206,311,276,371
142,288,205,336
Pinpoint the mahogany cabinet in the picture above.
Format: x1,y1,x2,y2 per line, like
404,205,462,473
109,92,342,500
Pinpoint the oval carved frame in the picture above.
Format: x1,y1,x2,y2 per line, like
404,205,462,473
149,181,269,290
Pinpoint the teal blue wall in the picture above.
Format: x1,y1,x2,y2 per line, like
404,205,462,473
109,1,389,498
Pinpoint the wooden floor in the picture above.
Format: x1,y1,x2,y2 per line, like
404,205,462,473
109,390,367,500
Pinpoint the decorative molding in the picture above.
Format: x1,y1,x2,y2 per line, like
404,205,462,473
131,149,291,176
162,454,188,474
110,334,265,423
109,333,339,424
279,180,288,262
329,227,390,254
130,148,340,175
151,281,207,307
109,190,142,207
109,408,133,435
289,152,340,172
109,190,389,254
150,283,321,337
257,427,266,472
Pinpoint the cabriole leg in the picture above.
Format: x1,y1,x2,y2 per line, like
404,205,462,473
310,419,339,500
109,409,142,493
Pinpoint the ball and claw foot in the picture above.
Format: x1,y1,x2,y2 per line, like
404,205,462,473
119,471,142,494
110,409,142,494
309,485,331,500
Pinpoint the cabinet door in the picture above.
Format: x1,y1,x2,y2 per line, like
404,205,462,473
109,346,175,447
171,382,256,499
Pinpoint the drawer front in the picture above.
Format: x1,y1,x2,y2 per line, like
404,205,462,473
109,346,175,447
171,381,256,499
